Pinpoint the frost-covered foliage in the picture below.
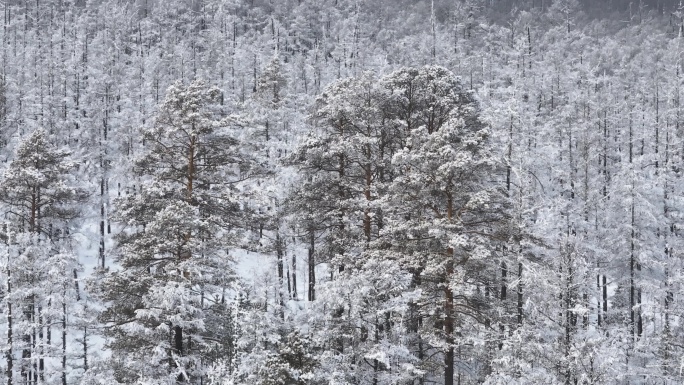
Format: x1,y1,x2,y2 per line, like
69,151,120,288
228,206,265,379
308,259,419,384
0,129,88,384
95,80,260,384
283,65,512,385
0,0,684,384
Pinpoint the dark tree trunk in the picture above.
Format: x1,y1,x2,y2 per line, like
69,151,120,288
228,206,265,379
276,232,284,307
292,253,297,300
445,192,455,385
499,261,507,349
62,298,67,385
517,262,523,326
174,326,183,356
308,227,315,301
444,260,455,385
6,264,11,385
174,325,184,382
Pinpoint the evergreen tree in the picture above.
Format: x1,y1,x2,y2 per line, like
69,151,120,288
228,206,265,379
288,66,513,385
380,66,512,385
0,128,88,385
97,80,260,384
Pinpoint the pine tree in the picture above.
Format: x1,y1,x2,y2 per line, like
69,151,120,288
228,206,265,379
290,71,391,270
380,66,512,385
97,80,261,384
255,54,288,109
288,66,513,385
0,128,87,385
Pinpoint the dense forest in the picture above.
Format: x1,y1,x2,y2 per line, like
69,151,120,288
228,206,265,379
0,0,683,384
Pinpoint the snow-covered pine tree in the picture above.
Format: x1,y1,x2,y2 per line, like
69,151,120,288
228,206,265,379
291,71,390,269
97,80,261,384
285,70,416,384
248,51,292,308
286,65,513,385
0,128,88,385
255,54,288,111
381,66,512,385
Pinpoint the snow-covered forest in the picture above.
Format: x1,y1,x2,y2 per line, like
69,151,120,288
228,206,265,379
1,0,684,384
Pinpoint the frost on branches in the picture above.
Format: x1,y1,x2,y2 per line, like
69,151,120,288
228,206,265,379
0,129,88,384
96,80,261,384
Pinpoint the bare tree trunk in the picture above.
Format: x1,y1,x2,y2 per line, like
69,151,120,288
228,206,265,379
61,290,67,385
499,261,507,349
38,307,43,383
444,258,455,385
308,226,315,301
517,262,523,326
292,253,297,300
174,325,183,382
276,232,284,308
444,192,455,385
99,177,105,269
287,265,292,299
6,258,12,385
82,326,88,373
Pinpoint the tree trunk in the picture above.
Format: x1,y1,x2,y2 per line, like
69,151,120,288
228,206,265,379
82,326,88,373
499,261,507,349
6,262,12,385
338,123,345,272
444,258,455,385
308,227,315,301
292,253,297,300
276,232,284,307
364,141,372,245
597,265,602,326
174,325,183,382
444,192,455,385
99,177,105,269
21,294,33,384
517,262,523,326
38,307,43,383
61,295,66,385
287,265,292,299
630,197,637,340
